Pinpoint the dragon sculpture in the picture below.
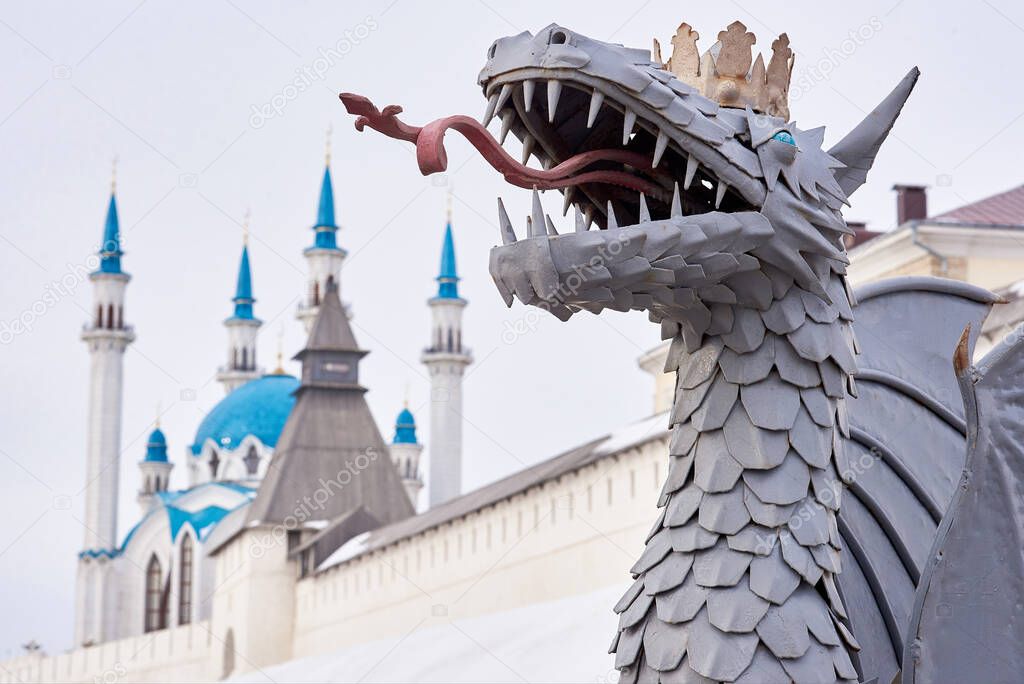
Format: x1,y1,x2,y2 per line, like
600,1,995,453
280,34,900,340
340,20,1024,684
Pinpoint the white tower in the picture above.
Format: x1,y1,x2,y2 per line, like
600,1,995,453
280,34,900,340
217,231,262,393
422,213,471,508
137,423,173,514
297,142,346,333
76,185,135,647
390,405,425,509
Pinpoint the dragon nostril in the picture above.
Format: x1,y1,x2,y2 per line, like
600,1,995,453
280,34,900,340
549,30,568,45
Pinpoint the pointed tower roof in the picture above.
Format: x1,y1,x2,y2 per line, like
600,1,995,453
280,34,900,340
144,427,168,462
310,165,343,251
246,280,414,529
230,243,257,321
393,406,418,444
96,192,125,274
436,221,460,299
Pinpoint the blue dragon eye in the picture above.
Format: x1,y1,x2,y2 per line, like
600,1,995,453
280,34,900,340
772,130,796,146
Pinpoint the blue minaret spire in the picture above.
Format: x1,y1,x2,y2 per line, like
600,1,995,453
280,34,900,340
97,192,124,274
312,128,341,251
232,241,255,320
436,203,460,299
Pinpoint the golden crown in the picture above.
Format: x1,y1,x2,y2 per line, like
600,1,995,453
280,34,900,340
653,21,794,120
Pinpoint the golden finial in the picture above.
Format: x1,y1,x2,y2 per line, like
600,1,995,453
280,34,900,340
242,208,251,246
274,326,285,374
154,401,161,428
446,187,454,224
111,155,119,193
325,124,333,166
403,380,410,408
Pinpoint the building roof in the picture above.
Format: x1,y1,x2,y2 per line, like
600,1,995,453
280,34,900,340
144,427,168,462
229,244,257,321
190,374,299,455
96,193,124,274
312,165,342,251
393,407,417,444
435,222,460,299
933,183,1024,227
246,284,414,529
318,411,670,573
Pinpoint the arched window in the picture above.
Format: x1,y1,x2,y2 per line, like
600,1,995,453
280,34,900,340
95,305,103,328
243,446,260,476
209,450,220,479
313,281,320,306
447,329,454,352
178,536,193,625
144,555,163,632
116,306,123,329
241,348,248,370
106,304,115,330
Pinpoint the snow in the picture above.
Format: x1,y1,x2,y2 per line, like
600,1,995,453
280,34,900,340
317,531,371,571
229,583,628,683
593,411,669,457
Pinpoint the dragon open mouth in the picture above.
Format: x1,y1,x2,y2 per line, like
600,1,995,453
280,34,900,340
340,74,758,233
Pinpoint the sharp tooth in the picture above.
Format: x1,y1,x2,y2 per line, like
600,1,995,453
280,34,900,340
545,214,559,236
541,157,553,170
562,187,574,216
495,83,513,113
684,154,699,190
574,206,587,232
531,187,546,236
652,131,669,168
523,80,535,112
671,182,682,217
587,90,604,129
547,80,562,123
584,206,595,229
497,197,517,244
482,92,498,125
521,134,535,165
715,182,728,209
606,201,618,229
622,109,636,145
499,110,514,144
639,193,651,222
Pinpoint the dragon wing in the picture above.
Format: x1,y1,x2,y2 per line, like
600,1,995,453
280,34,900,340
900,323,1024,684
838,276,998,684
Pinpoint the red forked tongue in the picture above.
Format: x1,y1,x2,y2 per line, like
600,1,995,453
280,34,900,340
339,92,661,195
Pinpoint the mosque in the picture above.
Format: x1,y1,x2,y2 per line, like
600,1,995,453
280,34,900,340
72,149,470,651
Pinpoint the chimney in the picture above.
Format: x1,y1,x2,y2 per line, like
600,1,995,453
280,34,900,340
893,184,928,225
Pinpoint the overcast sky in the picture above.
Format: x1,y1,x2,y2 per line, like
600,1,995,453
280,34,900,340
2,0,1022,657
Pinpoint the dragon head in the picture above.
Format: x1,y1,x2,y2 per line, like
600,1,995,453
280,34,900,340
341,21,916,339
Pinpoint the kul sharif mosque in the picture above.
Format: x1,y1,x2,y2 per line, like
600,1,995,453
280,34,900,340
74,146,471,646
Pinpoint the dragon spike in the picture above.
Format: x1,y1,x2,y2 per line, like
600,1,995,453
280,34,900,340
521,134,535,165
715,182,728,209
495,83,513,113
499,110,514,144
684,154,699,190
562,187,575,216
497,197,517,244
545,214,559,235
547,80,562,123
574,205,587,232
587,90,604,128
829,67,921,199
639,193,651,222
531,187,546,236
622,108,636,145
606,200,618,229
653,130,669,168
482,92,498,125
523,80,535,112
671,182,683,217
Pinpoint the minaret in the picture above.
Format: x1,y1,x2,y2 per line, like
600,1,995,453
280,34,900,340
421,204,472,508
137,420,173,514
297,132,347,332
217,223,262,393
390,404,424,509
77,172,135,646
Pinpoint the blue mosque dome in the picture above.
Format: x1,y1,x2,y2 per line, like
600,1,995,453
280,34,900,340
190,374,300,455
144,427,169,462
393,406,418,444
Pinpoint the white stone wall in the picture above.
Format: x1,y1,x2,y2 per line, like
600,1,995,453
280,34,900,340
0,622,215,684
297,248,345,333
292,435,669,658
218,319,261,394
